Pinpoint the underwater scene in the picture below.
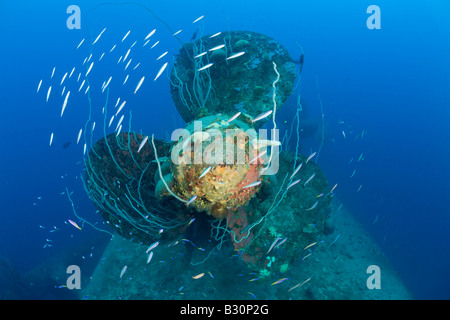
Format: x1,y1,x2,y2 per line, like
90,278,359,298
1,0,449,303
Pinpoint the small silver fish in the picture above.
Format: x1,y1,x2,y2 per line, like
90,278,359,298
252,110,272,123
145,29,156,40
306,152,316,164
305,200,318,211
122,30,131,42
137,136,148,153
147,251,153,264
267,237,281,254
60,91,70,117
150,41,160,49
187,195,197,205
76,38,84,49
146,241,159,253
242,181,261,189
227,112,241,123
60,72,67,85
289,162,303,180
123,48,131,62
154,62,167,81
273,237,287,250
209,44,225,51
116,101,126,116
194,52,207,58
92,28,106,45
120,265,127,278
86,62,94,77
209,32,221,38
193,15,204,23
46,86,52,102
304,172,316,187
227,52,245,60
156,51,168,60
134,76,145,94
198,63,213,71
287,178,301,190
199,166,212,179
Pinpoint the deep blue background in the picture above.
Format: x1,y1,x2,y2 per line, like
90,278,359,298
0,0,449,299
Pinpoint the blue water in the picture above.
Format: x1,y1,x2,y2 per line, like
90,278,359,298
0,0,449,299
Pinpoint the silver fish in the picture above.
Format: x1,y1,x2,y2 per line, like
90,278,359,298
305,200,318,211
119,265,127,278
198,63,213,71
123,49,131,62
121,30,131,42
76,38,84,49
144,29,156,40
156,51,168,60
304,172,316,187
147,251,153,264
289,162,303,180
137,136,148,153
266,237,281,254
46,86,51,102
92,28,106,45
154,62,167,81
115,115,124,131
209,32,221,38
86,62,94,77
199,166,212,179
193,15,204,23
60,72,67,86
77,129,82,144
287,178,301,190
134,76,145,94
146,241,159,253
209,44,225,51
108,115,115,127
227,51,245,60
227,112,241,123
242,181,261,189
61,91,70,117
187,195,197,205
306,152,316,164
124,59,131,71
252,110,272,123
150,41,159,49
116,101,126,116
194,52,207,58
